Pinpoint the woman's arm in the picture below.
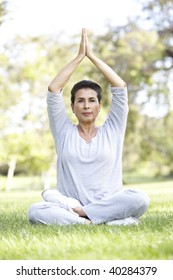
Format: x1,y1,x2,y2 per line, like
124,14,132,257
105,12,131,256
48,29,86,93
85,31,126,88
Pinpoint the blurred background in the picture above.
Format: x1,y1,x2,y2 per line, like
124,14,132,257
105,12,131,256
0,0,173,191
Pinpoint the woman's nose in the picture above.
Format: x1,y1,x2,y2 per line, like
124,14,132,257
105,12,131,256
84,102,89,109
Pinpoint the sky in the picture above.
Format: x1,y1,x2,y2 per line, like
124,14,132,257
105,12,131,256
0,0,140,42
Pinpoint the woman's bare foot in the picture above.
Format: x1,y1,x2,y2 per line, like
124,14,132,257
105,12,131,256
73,206,87,217
84,219,91,224
73,206,92,224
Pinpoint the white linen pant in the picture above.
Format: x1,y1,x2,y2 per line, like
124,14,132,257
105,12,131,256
28,189,149,226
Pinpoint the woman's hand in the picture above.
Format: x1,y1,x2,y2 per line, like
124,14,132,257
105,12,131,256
48,29,87,93
77,28,86,59
78,28,95,60
85,29,94,59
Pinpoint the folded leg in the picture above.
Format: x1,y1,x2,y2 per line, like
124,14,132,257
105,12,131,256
28,201,85,226
83,189,149,224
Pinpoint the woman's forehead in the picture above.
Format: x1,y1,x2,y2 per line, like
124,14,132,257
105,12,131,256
75,88,97,99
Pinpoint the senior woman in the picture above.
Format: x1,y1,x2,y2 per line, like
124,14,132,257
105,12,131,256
28,29,149,226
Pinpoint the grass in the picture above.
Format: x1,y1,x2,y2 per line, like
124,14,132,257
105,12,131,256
0,179,173,260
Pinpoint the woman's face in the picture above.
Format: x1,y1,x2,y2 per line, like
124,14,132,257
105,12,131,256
71,88,101,125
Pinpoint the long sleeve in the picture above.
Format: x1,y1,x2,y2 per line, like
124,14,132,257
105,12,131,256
47,91,70,150
105,87,129,136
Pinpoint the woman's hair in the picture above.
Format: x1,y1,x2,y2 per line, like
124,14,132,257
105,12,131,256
71,80,102,104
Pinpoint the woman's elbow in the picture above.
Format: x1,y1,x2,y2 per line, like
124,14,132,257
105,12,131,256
48,84,56,93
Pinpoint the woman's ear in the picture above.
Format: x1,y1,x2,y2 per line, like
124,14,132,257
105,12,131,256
71,103,74,113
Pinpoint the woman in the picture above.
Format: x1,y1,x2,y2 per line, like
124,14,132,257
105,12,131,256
28,29,149,226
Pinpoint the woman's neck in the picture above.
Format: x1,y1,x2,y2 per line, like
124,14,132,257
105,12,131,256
77,123,99,142
77,123,97,136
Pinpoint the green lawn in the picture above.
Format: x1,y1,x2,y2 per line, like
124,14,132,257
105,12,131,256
0,180,173,260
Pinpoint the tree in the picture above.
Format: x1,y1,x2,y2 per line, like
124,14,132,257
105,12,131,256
140,0,173,64
0,0,7,26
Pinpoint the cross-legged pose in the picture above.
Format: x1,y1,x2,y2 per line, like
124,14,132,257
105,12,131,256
28,29,149,226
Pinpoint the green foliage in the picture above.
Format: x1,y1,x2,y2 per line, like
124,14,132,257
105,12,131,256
0,131,54,175
0,0,173,176
0,0,7,26
138,0,173,66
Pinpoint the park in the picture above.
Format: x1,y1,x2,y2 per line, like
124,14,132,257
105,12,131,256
0,0,173,261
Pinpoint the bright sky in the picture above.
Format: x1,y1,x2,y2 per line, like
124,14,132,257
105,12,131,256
1,0,140,42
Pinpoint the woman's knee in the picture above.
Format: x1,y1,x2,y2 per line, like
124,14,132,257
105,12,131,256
28,202,42,223
140,190,149,207
126,189,149,217
136,190,150,217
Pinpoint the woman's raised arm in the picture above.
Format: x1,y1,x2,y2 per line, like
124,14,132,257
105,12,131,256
85,30,126,88
48,29,86,93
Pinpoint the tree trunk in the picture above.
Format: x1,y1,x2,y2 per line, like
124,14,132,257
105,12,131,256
6,156,16,191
